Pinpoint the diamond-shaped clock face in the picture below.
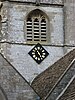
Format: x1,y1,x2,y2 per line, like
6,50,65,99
28,43,49,64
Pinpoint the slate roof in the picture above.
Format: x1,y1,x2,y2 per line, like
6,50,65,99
58,77,75,100
46,60,75,100
31,48,75,100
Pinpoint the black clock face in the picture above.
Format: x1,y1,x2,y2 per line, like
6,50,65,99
28,43,49,64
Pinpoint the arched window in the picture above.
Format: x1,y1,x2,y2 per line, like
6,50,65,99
26,9,49,44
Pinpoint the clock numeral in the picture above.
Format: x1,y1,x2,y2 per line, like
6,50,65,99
37,47,40,50
33,55,36,58
42,55,45,58
41,57,43,60
43,53,46,55
42,50,45,52
33,50,35,52
34,47,37,50
38,58,40,61
32,52,35,54
35,57,38,60
40,48,42,50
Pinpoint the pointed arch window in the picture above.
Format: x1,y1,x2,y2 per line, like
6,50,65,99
26,9,49,44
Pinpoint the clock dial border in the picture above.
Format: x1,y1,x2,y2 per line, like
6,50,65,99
28,43,49,64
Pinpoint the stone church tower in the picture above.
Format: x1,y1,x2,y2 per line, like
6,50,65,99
0,0,75,100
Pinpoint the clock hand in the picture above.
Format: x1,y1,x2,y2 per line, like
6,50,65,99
37,51,41,57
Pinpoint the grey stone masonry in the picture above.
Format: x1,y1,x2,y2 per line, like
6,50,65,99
64,0,75,45
0,0,75,99
0,53,40,100
0,0,64,83
9,0,63,5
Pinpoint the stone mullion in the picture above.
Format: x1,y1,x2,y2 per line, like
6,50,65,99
46,19,48,43
39,18,41,42
32,18,34,42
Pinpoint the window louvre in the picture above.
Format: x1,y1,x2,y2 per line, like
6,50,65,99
34,18,40,42
41,19,46,42
27,18,32,41
26,9,49,44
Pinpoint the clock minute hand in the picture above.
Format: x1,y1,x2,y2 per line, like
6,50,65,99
37,51,41,57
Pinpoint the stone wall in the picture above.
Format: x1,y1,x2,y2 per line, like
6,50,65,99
9,0,63,5
64,0,75,45
0,0,65,83
0,0,75,99
0,53,40,100
0,88,7,100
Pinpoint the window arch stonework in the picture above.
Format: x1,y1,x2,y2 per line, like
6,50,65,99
25,9,50,44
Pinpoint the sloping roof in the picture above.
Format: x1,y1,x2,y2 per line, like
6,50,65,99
0,53,40,100
58,77,75,100
31,48,75,99
46,60,75,100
